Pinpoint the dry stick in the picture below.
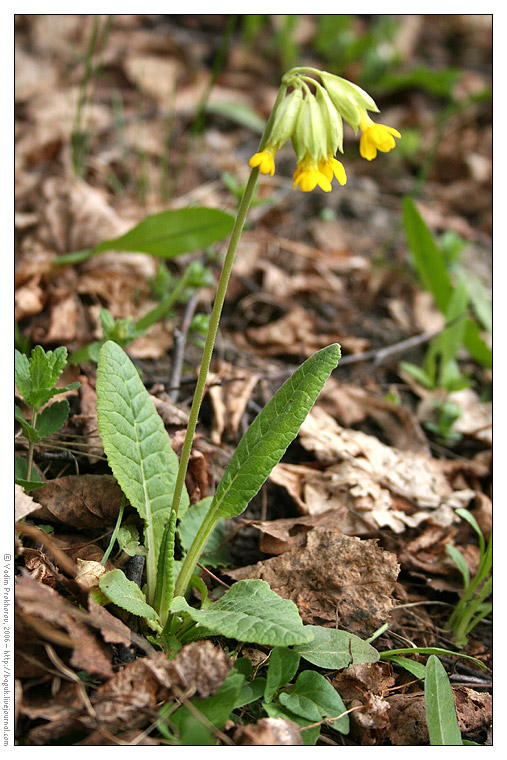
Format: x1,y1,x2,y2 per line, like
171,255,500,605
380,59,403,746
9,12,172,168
338,313,468,367
169,290,200,403
15,522,78,577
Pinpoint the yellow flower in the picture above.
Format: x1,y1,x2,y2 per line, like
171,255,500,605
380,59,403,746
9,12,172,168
359,112,401,161
293,155,332,193
319,155,347,186
249,149,276,176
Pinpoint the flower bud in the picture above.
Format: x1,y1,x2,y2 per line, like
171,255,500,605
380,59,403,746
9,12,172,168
293,92,328,163
269,86,304,150
320,72,379,132
316,85,343,155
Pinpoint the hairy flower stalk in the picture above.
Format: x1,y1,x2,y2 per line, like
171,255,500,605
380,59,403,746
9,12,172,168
172,66,401,596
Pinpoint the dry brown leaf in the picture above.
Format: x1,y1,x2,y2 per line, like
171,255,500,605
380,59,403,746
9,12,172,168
245,306,340,358
14,276,45,320
290,407,475,531
248,510,348,554
92,658,159,728
208,361,260,444
385,687,492,745
332,663,395,744
16,575,113,679
87,598,132,648
234,717,303,746
163,640,232,699
15,484,41,521
228,528,399,638
91,643,231,729
31,474,124,529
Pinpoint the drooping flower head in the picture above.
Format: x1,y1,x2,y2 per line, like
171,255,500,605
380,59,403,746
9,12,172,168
248,66,401,192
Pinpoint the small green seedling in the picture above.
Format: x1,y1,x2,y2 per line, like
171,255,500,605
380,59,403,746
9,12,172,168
15,346,80,489
70,260,214,364
445,508,492,648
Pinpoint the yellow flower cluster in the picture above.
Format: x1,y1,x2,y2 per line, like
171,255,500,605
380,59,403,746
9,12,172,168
249,67,401,193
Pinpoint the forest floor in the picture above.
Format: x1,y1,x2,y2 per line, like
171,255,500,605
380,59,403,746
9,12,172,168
14,15,492,746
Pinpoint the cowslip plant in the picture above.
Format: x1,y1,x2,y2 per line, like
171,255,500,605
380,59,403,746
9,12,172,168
15,346,80,489
94,66,401,643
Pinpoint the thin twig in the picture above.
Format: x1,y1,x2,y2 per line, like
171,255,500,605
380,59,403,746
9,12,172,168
169,290,200,403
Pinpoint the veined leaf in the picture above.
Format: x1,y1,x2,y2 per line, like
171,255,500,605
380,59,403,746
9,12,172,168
210,344,340,520
279,670,349,735
35,400,70,439
55,207,235,265
425,655,463,745
294,625,379,670
174,344,340,595
99,568,158,621
170,579,314,647
96,341,188,604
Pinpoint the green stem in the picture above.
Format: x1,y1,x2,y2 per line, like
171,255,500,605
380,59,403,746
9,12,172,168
173,506,217,598
26,409,37,483
101,495,126,565
170,166,260,521
170,82,289,598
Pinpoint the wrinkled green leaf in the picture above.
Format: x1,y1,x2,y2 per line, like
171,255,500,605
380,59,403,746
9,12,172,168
99,569,158,621
425,655,462,745
155,510,177,626
174,344,341,597
170,579,313,647
96,341,188,604
116,524,147,557
279,670,349,735
294,625,379,670
207,344,340,522
15,346,79,411
35,400,70,439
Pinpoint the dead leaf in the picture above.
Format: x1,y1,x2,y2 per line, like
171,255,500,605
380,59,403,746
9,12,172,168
32,474,124,529
207,361,259,443
385,687,492,745
75,559,107,591
332,663,395,744
163,640,232,699
15,484,41,521
16,575,113,679
248,510,348,554
228,528,400,638
245,306,340,358
234,717,303,745
287,407,475,531
92,658,159,728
